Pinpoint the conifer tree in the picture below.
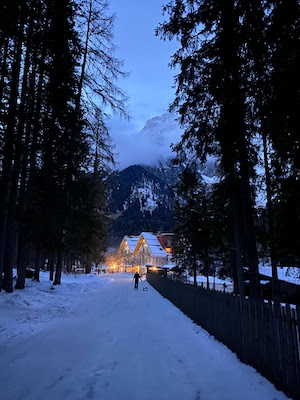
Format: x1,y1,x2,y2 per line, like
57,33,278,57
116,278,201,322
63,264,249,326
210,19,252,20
266,0,300,267
157,0,261,298
238,0,280,299
174,165,214,287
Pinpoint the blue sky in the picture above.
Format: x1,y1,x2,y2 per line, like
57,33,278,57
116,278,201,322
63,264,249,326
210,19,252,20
108,0,179,166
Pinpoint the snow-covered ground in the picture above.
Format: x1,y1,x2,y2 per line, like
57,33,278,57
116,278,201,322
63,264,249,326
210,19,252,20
187,275,234,292
0,270,112,347
259,265,300,285
0,273,289,400
187,274,233,286
186,266,300,287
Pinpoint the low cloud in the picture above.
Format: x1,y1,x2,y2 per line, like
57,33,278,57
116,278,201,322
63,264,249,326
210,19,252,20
108,114,182,170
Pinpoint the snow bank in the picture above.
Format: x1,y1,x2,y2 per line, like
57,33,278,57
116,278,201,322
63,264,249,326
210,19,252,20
0,271,112,347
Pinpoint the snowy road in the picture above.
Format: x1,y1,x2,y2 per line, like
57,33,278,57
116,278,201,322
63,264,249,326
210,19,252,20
0,274,288,400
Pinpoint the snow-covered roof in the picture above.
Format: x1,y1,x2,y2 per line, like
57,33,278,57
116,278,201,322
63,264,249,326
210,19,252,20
119,235,139,254
139,232,167,257
159,264,176,269
125,236,139,252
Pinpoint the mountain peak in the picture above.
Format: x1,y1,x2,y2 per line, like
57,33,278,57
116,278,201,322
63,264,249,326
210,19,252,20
138,112,182,147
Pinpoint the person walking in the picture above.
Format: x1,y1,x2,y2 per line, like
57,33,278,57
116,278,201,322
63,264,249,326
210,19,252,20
133,272,142,289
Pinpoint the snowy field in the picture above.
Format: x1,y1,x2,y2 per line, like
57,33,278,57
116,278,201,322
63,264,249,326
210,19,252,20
0,273,289,400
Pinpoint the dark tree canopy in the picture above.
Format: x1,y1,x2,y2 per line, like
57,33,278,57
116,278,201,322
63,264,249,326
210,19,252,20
0,0,126,291
157,0,300,298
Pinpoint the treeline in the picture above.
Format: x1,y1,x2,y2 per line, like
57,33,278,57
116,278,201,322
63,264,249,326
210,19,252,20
158,0,299,300
0,0,126,292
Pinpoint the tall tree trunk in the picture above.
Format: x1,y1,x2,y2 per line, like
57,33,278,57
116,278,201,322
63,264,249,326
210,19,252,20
193,257,197,286
49,251,55,281
27,10,47,191
231,186,245,297
54,251,62,285
66,257,72,273
3,206,19,292
8,27,33,291
0,20,24,290
15,229,26,289
206,261,209,290
221,0,260,299
238,139,261,299
3,212,15,292
262,134,279,302
231,252,238,294
34,247,41,282
16,49,38,289
85,253,93,274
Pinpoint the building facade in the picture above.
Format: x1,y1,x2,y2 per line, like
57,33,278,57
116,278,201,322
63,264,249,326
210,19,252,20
106,232,176,273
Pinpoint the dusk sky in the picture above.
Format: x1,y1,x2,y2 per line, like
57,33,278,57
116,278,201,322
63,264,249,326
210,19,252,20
108,0,179,168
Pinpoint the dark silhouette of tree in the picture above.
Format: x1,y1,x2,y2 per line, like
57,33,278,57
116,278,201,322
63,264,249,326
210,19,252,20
173,165,214,287
0,0,125,291
266,0,300,269
157,0,261,298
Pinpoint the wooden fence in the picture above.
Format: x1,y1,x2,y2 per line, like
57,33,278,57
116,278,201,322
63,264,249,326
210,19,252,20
147,273,300,400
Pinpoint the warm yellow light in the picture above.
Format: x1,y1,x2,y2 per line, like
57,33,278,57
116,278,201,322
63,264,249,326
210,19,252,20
152,267,157,271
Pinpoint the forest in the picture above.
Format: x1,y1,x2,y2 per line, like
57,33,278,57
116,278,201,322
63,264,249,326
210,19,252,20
0,0,126,292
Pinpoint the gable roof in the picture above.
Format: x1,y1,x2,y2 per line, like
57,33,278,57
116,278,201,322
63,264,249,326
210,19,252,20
118,235,139,254
134,232,167,257
126,236,139,252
